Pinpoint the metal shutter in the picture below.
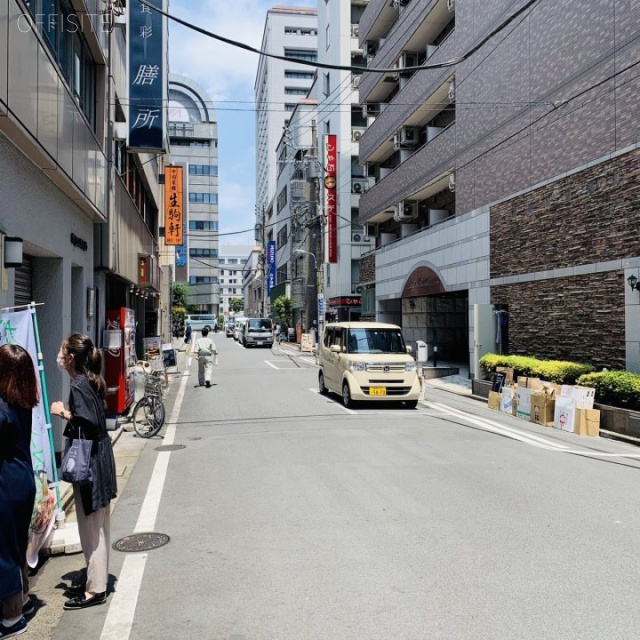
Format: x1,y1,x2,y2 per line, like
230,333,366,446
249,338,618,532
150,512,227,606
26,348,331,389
14,255,33,307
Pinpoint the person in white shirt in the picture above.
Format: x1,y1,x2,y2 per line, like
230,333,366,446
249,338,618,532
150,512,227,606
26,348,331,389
193,326,217,388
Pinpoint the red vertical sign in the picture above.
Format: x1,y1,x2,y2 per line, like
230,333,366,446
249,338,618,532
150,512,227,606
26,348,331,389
324,134,338,264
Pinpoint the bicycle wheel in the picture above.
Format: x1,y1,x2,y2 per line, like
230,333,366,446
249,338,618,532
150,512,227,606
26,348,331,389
132,396,165,438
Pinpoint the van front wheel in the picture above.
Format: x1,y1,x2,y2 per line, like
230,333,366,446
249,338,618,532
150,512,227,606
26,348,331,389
342,382,354,408
319,371,328,395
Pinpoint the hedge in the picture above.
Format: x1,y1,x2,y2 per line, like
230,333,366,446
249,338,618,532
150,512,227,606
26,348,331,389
479,354,595,384
576,371,640,411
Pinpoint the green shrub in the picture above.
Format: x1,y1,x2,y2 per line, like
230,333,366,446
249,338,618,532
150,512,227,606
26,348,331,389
577,371,640,411
479,354,595,384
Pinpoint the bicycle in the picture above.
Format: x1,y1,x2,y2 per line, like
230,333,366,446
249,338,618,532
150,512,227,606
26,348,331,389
131,370,166,438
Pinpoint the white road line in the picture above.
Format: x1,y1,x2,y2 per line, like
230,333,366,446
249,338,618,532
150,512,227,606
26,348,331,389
308,388,359,414
100,370,189,640
427,401,640,458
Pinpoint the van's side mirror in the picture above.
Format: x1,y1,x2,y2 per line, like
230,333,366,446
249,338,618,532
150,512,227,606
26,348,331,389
406,345,413,354
330,344,341,353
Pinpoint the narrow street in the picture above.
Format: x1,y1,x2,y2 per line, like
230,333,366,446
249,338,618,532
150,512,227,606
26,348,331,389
23,336,640,640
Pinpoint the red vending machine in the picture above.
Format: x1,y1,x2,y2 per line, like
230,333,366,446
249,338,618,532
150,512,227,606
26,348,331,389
105,308,137,415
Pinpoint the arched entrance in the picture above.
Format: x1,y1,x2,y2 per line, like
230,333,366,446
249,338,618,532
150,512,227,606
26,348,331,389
401,266,468,364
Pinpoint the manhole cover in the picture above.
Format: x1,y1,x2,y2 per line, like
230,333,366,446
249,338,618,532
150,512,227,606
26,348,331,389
113,532,170,553
154,444,186,452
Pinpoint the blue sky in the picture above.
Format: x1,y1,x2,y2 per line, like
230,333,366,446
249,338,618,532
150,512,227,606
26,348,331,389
169,0,315,246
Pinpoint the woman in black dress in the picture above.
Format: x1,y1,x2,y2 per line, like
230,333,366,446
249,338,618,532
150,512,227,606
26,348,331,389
0,344,39,638
50,333,117,610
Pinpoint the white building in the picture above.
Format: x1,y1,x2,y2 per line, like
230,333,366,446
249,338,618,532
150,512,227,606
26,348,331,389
168,74,220,315
219,245,254,319
255,6,317,216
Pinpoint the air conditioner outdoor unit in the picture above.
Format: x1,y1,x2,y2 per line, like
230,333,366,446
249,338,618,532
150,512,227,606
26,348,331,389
400,126,416,145
362,103,380,118
448,80,456,102
394,201,418,221
352,232,363,243
400,52,418,69
351,283,364,294
449,172,456,192
447,0,455,12
352,180,369,194
351,128,365,142
366,223,379,238
352,75,361,89
351,24,359,37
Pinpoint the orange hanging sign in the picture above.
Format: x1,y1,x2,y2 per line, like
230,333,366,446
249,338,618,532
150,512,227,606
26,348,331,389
164,166,183,246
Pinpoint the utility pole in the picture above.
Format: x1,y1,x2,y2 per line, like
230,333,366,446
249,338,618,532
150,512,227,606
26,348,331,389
305,119,321,332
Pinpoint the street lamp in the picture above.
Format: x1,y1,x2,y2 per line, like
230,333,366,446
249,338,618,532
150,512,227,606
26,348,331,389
294,249,324,335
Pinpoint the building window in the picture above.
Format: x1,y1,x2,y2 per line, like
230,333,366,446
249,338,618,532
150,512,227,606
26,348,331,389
24,0,97,128
189,193,219,204
285,70,315,79
169,138,215,147
189,276,218,284
189,165,219,176
277,187,288,212
189,220,218,231
284,49,317,62
284,104,296,112
189,248,218,258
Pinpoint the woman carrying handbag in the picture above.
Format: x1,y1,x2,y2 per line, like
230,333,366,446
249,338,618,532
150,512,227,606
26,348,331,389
51,333,117,610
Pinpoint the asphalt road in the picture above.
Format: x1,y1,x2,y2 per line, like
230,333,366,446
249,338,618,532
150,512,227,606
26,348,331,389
29,335,640,640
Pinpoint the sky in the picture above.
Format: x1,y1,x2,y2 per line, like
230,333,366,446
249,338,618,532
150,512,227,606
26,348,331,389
169,0,316,246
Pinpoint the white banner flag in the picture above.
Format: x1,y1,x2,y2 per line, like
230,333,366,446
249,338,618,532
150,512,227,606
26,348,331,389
0,309,54,481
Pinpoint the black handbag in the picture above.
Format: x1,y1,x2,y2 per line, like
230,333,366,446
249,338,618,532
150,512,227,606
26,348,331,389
61,429,93,484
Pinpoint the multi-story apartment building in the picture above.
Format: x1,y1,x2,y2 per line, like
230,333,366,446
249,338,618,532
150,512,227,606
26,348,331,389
243,247,264,318
255,6,318,217
0,2,167,440
168,74,220,316
219,245,254,318
358,0,640,376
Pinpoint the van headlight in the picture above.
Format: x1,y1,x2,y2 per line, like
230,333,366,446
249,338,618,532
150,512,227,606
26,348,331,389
347,361,367,372
405,362,416,372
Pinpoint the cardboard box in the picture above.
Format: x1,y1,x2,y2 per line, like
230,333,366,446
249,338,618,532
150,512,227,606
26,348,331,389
488,391,501,411
554,396,577,432
500,386,516,415
530,392,555,426
496,367,514,384
516,387,532,420
560,385,595,409
517,376,543,390
574,408,600,437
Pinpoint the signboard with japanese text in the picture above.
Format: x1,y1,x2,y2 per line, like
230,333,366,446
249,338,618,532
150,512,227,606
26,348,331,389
128,0,166,151
175,233,187,267
164,166,184,246
324,134,338,264
267,241,276,295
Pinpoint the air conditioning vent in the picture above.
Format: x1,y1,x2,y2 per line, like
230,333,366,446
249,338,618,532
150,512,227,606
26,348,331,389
393,200,418,221
351,24,359,38
352,233,362,243
352,75,361,89
351,284,364,294
351,128,365,142
351,180,369,194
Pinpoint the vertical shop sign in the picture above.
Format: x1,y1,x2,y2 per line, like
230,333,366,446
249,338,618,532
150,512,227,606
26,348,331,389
175,226,187,266
267,241,276,295
128,0,166,151
165,166,184,246
324,134,338,264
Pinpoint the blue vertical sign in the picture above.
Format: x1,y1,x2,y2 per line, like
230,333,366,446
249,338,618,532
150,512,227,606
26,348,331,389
128,0,166,151
267,241,276,295
175,225,187,267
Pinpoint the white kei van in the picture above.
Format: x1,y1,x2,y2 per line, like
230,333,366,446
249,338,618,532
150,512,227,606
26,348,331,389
240,318,274,348
318,322,420,408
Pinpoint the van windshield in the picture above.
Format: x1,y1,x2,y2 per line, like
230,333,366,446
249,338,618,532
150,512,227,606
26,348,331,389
247,319,272,332
346,328,406,354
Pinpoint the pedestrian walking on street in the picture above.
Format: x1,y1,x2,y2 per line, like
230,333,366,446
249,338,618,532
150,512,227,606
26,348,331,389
0,344,39,638
194,326,217,388
50,334,117,611
183,322,192,353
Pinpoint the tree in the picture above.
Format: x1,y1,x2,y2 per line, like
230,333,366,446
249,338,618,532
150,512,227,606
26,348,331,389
171,283,190,337
273,295,293,329
172,282,190,309
229,297,244,313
